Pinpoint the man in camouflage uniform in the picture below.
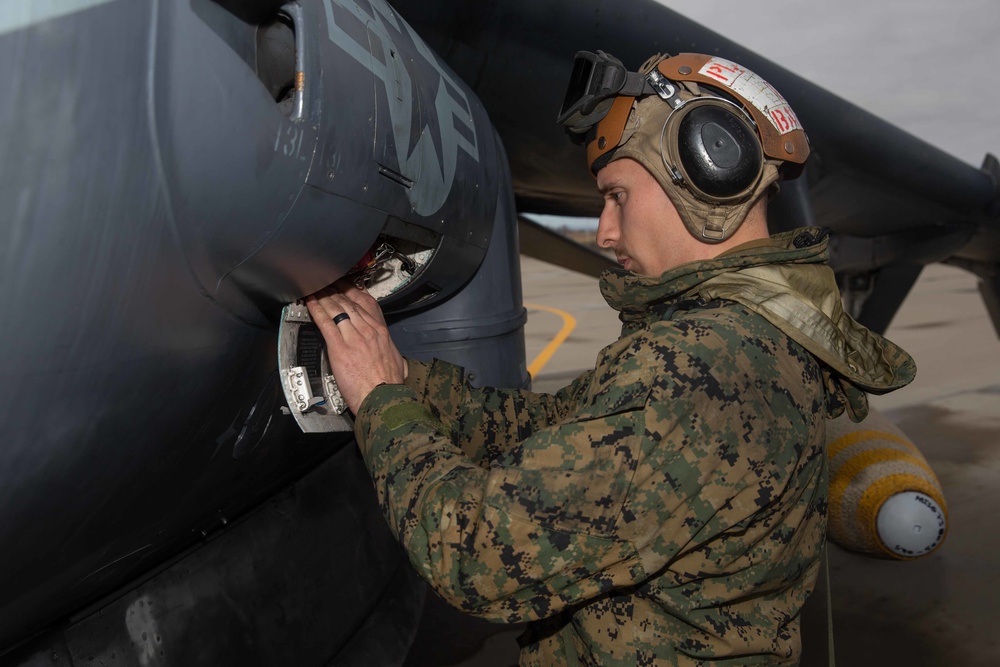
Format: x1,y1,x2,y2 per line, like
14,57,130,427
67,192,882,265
307,52,914,665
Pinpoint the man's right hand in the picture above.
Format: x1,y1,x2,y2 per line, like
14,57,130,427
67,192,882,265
305,280,407,415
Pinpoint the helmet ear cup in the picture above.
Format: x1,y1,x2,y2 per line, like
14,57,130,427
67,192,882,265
667,100,763,201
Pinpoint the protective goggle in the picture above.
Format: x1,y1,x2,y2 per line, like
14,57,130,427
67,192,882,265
556,51,657,140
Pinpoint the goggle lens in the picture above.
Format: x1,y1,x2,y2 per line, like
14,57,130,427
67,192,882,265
559,56,596,120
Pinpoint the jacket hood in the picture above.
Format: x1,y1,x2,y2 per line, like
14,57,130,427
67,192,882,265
600,227,916,421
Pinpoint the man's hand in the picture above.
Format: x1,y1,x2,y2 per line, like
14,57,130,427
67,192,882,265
305,280,406,415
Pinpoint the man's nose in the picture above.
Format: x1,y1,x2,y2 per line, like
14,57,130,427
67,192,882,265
596,207,618,248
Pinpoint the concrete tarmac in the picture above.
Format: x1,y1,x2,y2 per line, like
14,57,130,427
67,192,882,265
403,256,1000,667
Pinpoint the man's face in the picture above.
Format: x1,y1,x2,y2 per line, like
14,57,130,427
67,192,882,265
595,158,685,277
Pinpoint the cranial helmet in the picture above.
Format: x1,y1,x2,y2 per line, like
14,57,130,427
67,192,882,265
557,51,810,242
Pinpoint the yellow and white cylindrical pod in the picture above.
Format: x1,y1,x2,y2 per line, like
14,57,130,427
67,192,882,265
826,408,948,559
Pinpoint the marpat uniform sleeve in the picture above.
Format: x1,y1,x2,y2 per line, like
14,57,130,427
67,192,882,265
403,357,594,466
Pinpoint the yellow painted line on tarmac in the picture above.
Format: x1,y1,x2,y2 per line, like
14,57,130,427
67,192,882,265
524,303,577,378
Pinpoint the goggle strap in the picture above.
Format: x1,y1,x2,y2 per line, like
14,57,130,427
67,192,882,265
618,71,655,98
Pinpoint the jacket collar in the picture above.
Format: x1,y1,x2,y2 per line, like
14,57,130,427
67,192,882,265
600,227,830,321
597,227,915,421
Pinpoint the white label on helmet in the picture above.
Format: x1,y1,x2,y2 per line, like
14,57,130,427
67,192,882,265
698,58,803,135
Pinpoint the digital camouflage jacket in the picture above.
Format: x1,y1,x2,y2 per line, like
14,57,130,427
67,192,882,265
353,228,914,666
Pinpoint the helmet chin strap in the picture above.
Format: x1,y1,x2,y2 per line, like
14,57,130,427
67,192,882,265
704,210,729,241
